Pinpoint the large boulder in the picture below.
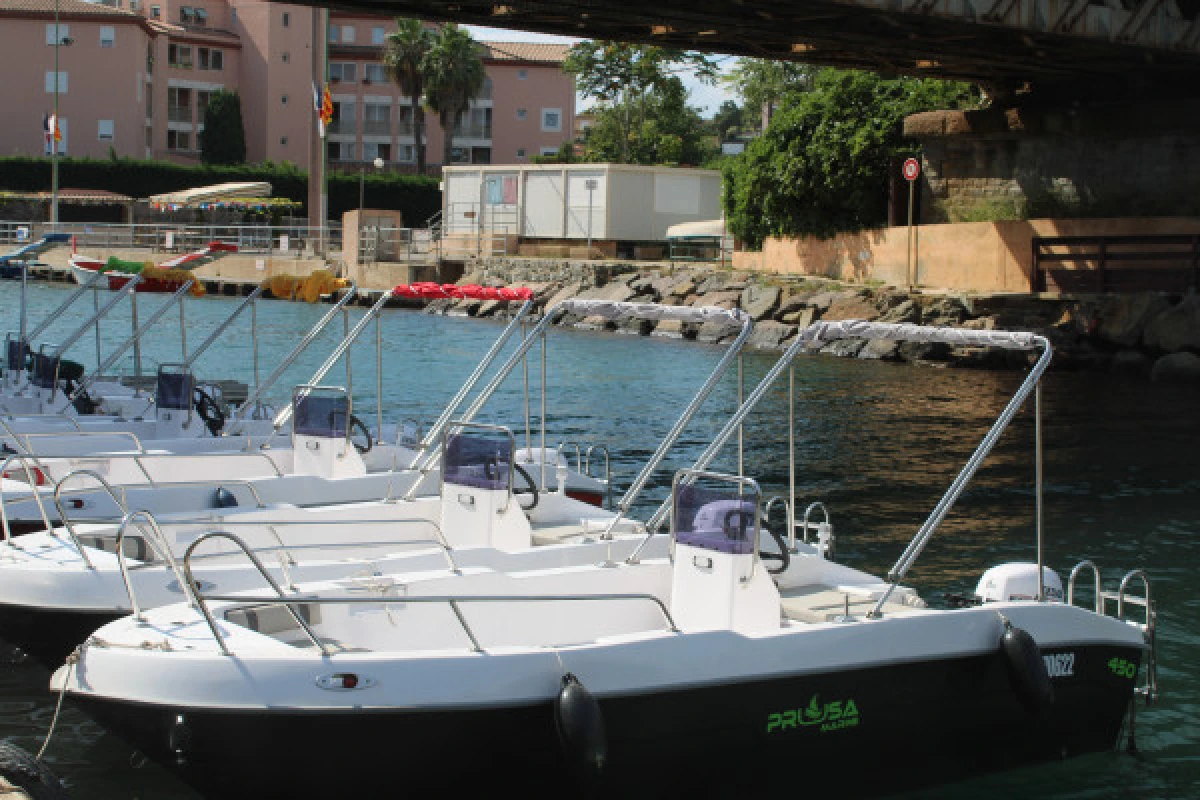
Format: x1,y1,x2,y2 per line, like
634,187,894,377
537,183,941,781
822,293,880,322
692,290,743,310
1150,352,1200,384
1094,294,1171,348
739,285,781,321
820,339,866,358
859,339,902,361
878,299,921,325
745,321,797,350
695,319,741,344
1142,295,1200,353
920,296,970,327
780,307,816,327
1110,348,1152,377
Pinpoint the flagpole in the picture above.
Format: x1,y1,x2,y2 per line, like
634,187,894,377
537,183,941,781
320,11,329,259
51,0,60,227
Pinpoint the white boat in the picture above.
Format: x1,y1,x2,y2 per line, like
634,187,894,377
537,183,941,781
52,320,1159,799
0,301,754,664
67,241,237,293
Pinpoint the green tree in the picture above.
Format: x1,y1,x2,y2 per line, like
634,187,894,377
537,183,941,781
711,100,745,143
723,59,812,131
424,24,486,168
564,42,717,163
722,68,979,246
384,18,433,175
580,77,715,166
200,90,246,165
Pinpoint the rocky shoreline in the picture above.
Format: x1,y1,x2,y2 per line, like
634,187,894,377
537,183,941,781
414,260,1200,384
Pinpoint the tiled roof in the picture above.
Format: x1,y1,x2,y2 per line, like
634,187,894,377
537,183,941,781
0,0,140,17
480,41,571,64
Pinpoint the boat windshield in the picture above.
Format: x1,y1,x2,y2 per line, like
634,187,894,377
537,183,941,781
673,480,760,554
31,350,60,389
443,426,513,491
155,365,194,411
5,336,27,373
293,391,349,438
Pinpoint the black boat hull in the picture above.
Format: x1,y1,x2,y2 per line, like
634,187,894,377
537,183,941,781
0,604,120,670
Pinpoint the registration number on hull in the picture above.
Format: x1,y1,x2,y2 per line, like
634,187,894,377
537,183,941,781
1043,652,1075,678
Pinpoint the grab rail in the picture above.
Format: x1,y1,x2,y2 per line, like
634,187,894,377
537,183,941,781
51,468,268,511
180,532,679,657
27,448,285,483
554,441,583,473
0,414,83,434
0,454,55,540
762,495,792,549
584,444,612,509
232,281,358,421
6,430,146,455
114,510,192,620
64,279,194,407
1067,560,1103,613
22,269,105,344
1117,569,1152,624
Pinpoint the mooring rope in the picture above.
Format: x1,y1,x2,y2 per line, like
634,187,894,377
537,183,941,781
36,645,81,762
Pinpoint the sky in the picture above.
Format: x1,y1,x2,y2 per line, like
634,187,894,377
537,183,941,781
462,25,740,117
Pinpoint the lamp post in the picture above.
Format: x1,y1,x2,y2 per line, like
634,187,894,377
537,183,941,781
50,0,72,227
584,178,598,258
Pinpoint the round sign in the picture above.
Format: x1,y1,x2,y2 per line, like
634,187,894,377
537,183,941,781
902,158,920,181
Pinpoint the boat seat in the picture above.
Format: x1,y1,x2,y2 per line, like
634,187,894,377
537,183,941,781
530,522,591,546
225,602,320,635
779,585,920,624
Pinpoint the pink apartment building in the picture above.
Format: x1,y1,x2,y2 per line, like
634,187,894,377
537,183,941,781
0,0,576,172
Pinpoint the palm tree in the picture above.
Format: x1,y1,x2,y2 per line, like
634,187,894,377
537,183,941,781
423,24,486,168
383,18,432,174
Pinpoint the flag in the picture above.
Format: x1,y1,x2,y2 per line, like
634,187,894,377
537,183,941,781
312,82,334,138
43,113,62,154
49,114,62,143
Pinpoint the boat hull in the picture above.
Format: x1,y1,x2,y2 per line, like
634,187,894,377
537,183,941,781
0,604,119,669
69,258,195,294
70,641,1141,799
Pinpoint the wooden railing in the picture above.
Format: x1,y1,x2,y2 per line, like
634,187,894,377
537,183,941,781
1033,234,1200,293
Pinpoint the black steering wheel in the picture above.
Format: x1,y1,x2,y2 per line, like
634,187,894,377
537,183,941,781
348,414,373,454
512,461,539,511
722,509,752,540
759,526,792,575
193,386,225,436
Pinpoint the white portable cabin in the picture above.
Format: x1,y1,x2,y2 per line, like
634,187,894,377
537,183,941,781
441,163,723,244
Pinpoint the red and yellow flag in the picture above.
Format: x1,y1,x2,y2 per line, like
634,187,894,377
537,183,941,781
320,85,334,126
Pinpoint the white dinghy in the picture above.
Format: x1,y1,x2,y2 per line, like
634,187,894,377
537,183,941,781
53,320,1159,799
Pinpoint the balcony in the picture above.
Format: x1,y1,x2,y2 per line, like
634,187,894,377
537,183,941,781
362,119,390,135
452,123,492,140
167,105,192,123
327,118,356,135
397,121,415,137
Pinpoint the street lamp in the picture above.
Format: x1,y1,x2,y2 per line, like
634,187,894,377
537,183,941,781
50,0,74,227
357,156,384,262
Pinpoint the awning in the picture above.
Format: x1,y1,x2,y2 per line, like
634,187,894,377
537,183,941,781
147,182,272,205
666,218,727,239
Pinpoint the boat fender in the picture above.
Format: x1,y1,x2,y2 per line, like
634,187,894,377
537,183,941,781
0,741,70,799
553,673,606,787
999,616,1054,715
212,487,238,509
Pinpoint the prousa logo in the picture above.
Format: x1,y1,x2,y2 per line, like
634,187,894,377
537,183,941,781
766,694,860,734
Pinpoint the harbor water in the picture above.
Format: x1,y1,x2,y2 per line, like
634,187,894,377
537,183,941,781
1,282,1197,799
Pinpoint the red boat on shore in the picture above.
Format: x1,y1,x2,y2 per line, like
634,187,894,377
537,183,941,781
69,241,237,294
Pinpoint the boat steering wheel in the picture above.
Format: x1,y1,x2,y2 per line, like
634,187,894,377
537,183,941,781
512,461,539,511
348,414,373,454
759,527,792,575
193,386,225,436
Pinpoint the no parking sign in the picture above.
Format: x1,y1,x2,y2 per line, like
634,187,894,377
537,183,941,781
902,158,920,181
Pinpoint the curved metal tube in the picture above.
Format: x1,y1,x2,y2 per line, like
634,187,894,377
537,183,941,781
114,509,191,620
51,468,134,569
1068,559,1103,613
0,453,55,540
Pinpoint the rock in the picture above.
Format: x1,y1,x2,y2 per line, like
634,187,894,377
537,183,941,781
615,317,654,336
921,296,970,327
878,299,921,325
0,742,70,800
1092,294,1169,348
543,280,584,311
1150,352,1200,384
822,293,880,322
697,274,743,293
577,315,615,331
780,308,816,327
651,319,690,339
696,320,740,344
1141,295,1200,353
745,321,797,350
961,316,996,331
692,290,743,309
628,275,661,301
805,291,841,315
899,341,952,363
739,285,781,321
575,281,636,304
475,300,501,317
859,339,902,361
1110,349,1152,377
820,339,866,358
649,273,697,299
774,291,816,319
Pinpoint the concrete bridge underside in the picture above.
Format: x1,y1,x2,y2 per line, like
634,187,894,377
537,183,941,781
294,0,1200,97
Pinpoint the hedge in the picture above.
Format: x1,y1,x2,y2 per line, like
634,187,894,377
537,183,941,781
0,156,441,227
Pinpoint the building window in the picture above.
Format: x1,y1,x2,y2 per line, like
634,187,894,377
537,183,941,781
196,89,213,119
167,86,192,121
281,136,288,146
329,101,355,134
341,25,356,43
399,144,414,162
230,7,236,22
282,12,290,27
45,23,68,46
541,108,562,132
180,6,193,24
364,63,386,84
516,148,525,158
329,62,356,83
364,142,390,161
150,5,161,18
100,26,115,47
44,71,68,94
166,129,191,151
168,44,193,68
194,8,207,25
145,126,153,148
281,94,288,105
326,141,355,161
98,120,114,141
517,69,527,80
363,102,389,134
516,108,526,120
198,48,223,70
540,146,557,156
282,52,289,63
327,24,339,43
372,26,386,45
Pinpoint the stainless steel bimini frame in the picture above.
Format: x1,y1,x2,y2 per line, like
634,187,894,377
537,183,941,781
633,320,1053,611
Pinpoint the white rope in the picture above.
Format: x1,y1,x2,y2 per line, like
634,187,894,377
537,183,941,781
796,319,1042,351
36,646,80,762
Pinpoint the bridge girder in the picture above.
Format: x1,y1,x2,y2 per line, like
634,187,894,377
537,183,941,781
293,0,1200,94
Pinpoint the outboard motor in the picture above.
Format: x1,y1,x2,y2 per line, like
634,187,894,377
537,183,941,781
669,470,781,634
155,364,196,436
975,563,1064,604
438,422,532,550
290,386,367,480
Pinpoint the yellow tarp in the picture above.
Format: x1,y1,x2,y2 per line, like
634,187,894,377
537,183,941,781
264,269,350,303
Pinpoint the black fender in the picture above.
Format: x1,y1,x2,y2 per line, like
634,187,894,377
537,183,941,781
553,672,607,789
1000,618,1054,715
